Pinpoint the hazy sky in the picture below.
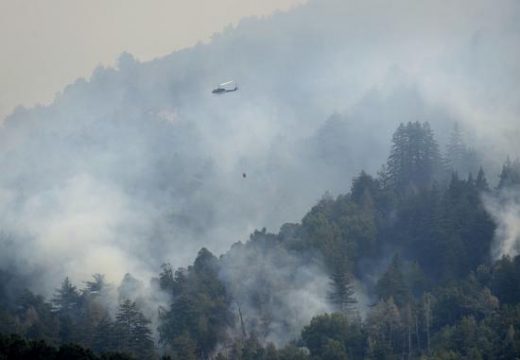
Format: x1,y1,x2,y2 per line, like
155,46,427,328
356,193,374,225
0,0,305,121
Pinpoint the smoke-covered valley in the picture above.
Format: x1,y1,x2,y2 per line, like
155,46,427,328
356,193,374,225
1,0,520,352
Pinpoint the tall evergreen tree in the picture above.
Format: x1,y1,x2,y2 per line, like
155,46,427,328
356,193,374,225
91,315,115,354
53,278,81,314
83,274,107,294
375,255,411,307
446,123,465,169
329,264,358,316
114,300,154,359
53,278,82,344
498,157,520,189
475,167,489,191
444,123,480,179
386,122,441,194
159,249,233,359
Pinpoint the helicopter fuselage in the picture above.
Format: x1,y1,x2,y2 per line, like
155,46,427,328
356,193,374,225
212,86,238,94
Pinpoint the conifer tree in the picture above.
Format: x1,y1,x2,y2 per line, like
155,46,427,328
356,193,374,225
53,277,81,314
498,157,520,189
386,122,441,194
53,277,82,344
328,260,357,316
91,315,115,354
375,255,410,306
444,124,480,180
114,300,154,359
475,167,489,191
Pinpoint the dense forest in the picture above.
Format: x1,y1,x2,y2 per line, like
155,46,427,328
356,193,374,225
2,121,520,359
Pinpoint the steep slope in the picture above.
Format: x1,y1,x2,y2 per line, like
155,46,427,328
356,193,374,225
0,0,519,293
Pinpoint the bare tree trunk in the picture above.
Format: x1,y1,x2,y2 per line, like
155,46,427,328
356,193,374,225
415,312,420,353
236,301,247,339
424,294,432,355
406,304,412,360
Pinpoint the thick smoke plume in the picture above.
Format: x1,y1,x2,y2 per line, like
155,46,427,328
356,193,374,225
219,232,332,345
0,0,520,341
484,189,520,259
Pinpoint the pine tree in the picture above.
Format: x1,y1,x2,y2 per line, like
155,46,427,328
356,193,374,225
53,277,82,344
386,122,441,194
158,263,175,294
498,157,520,189
53,277,81,314
158,249,233,359
114,300,154,359
91,315,115,354
329,266,358,316
387,123,408,192
84,274,107,294
375,255,411,306
475,167,489,191
446,124,465,169
444,124,480,179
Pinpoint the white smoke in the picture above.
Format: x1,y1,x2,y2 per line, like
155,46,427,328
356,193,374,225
219,238,333,345
0,0,519,320
484,188,520,259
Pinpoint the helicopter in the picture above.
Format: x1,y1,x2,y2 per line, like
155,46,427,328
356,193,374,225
212,80,238,94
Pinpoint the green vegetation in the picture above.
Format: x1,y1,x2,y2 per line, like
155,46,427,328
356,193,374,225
2,121,520,359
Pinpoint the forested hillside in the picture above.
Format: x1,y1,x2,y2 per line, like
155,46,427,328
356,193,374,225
1,0,519,296
2,0,520,359
2,121,520,359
